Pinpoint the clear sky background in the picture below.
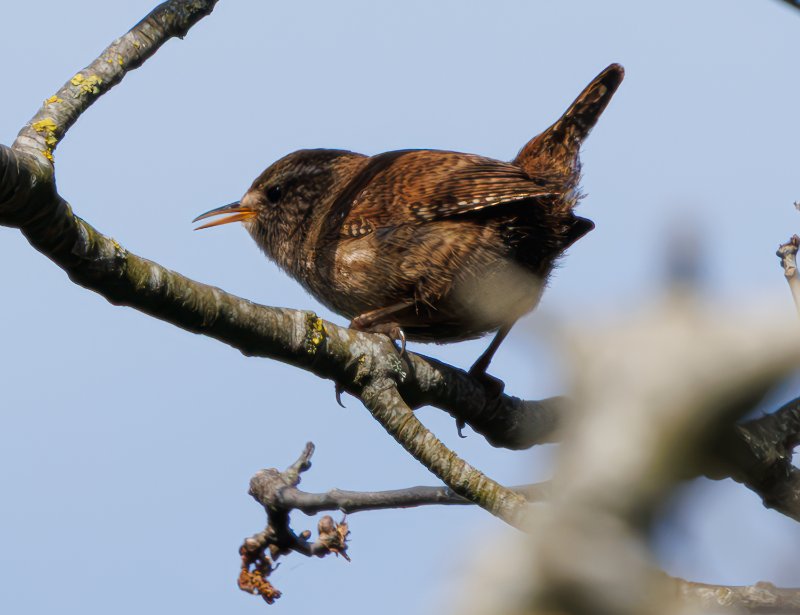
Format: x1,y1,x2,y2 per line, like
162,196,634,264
1,1,799,613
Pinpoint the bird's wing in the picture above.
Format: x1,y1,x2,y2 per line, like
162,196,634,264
333,150,557,238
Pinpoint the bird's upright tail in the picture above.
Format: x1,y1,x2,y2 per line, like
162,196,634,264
514,63,624,184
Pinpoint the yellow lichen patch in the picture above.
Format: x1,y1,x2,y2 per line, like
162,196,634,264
32,118,59,161
304,313,326,355
117,54,124,66
44,95,62,105
70,73,102,97
32,118,57,133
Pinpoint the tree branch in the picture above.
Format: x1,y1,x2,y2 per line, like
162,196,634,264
359,380,530,527
13,0,219,163
241,443,546,604
275,480,549,515
249,442,548,515
238,444,350,604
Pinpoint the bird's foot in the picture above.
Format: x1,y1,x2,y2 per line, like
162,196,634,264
350,318,407,357
467,362,506,399
454,362,506,437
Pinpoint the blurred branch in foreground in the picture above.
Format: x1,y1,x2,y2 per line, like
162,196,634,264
456,297,800,615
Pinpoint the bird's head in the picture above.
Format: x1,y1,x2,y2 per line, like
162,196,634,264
193,148,365,268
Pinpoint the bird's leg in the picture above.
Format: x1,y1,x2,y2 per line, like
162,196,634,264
470,323,513,393
452,324,514,437
349,301,414,356
470,324,512,379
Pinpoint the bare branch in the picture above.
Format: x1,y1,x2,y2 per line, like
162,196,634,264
277,482,549,515
241,443,545,604
249,443,549,516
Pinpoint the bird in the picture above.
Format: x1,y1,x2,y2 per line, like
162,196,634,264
194,63,624,386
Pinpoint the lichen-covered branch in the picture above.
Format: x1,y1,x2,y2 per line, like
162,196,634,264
359,381,530,527
13,0,219,163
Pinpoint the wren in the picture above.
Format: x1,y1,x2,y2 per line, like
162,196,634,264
194,64,624,381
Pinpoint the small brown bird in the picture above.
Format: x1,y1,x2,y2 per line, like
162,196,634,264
195,64,623,381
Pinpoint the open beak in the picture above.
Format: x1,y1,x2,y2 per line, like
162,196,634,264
192,201,256,230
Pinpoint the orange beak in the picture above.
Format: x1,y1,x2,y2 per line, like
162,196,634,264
193,201,256,230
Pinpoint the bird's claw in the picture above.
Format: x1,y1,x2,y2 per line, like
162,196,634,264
334,383,346,408
391,326,406,357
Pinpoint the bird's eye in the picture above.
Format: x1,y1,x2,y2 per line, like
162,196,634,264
266,185,282,204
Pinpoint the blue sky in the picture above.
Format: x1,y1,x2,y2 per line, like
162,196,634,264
1,1,799,613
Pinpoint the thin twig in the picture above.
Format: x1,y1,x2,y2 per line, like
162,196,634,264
777,234,800,315
242,444,546,604
249,442,549,516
